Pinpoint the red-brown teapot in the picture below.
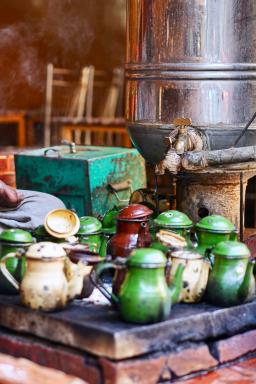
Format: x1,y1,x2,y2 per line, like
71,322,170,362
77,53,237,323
107,204,153,293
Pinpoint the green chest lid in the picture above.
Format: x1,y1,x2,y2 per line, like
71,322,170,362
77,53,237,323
78,216,102,235
128,248,167,267
213,241,250,259
154,210,193,229
195,215,235,233
0,229,33,244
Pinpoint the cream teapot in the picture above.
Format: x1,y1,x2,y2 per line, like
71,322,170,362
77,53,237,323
168,249,210,303
0,242,88,311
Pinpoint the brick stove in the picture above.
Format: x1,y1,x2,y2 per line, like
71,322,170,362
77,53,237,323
0,295,255,383
0,1,256,383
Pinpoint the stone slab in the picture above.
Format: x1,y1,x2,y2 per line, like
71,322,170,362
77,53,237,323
0,295,255,360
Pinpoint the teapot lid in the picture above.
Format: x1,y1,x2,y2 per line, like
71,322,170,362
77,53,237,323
44,209,80,238
213,241,250,259
171,249,203,260
0,229,33,244
78,216,102,235
34,225,49,237
118,204,153,220
128,248,166,267
154,210,192,228
195,215,235,233
101,207,119,233
26,242,66,259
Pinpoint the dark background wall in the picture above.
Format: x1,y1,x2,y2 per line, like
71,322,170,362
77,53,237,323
0,0,126,111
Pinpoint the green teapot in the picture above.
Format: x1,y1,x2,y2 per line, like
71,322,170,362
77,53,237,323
0,229,34,294
195,215,237,257
100,207,120,257
151,210,193,252
101,206,120,235
77,216,106,256
205,241,255,307
91,248,184,324
33,225,63,243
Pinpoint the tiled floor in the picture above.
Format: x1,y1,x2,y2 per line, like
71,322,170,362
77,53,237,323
178,357,256,384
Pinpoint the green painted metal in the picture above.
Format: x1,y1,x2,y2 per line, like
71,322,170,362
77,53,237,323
195,231,237,257
78,216,102,235
33,225,64,243
0,238,29,294
15,146,146,217
154,210,193,229
213,240,251,259
79,233,102,253
0,229,33,244
101,206,120,234
206,241,255,307
92,249,185,324
195,216,238,257
195,215,236,233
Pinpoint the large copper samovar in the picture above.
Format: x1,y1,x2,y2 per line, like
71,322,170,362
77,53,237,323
126,0,256,164
125,0,256,231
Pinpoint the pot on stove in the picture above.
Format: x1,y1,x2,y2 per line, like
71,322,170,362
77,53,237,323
195,215,237,258
91,248,184,324
0,229,34,294
107,204,153,294
77,216,107,257
205,241,255,306
0,242,89,311
151,210,193,252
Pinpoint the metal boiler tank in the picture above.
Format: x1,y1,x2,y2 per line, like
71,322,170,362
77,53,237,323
125,0,256,230
126,0,256,164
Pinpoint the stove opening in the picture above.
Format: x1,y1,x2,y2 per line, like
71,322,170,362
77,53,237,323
198,207,209,219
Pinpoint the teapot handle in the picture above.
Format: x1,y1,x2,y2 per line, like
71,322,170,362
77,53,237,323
90,262,120,305
190,229,198,247
230,230,238,241
0,253,20,291
205,247,214,269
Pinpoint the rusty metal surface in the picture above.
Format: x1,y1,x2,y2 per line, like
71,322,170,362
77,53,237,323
15,146,146,216
126,0,256,164
176,165,256,229
0,295,255,360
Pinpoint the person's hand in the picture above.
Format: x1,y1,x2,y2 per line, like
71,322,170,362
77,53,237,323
0,180,24,208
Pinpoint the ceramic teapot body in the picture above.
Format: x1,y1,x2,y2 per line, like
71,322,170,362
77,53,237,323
107,204,153,294
206,241,255,307
66,245,103,298
151,210,193,251
169,249,210,303
195,215,237,256
77,216,104,255
107,204,153,259
0,242,88,311
91,248,184,324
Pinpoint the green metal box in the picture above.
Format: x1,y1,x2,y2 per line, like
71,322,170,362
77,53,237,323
15,145,146,217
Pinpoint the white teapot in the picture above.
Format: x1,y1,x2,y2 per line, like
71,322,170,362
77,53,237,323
0,242,88,311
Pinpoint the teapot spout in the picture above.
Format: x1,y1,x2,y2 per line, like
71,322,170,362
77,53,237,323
169,264,185,305
239,259,255,303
